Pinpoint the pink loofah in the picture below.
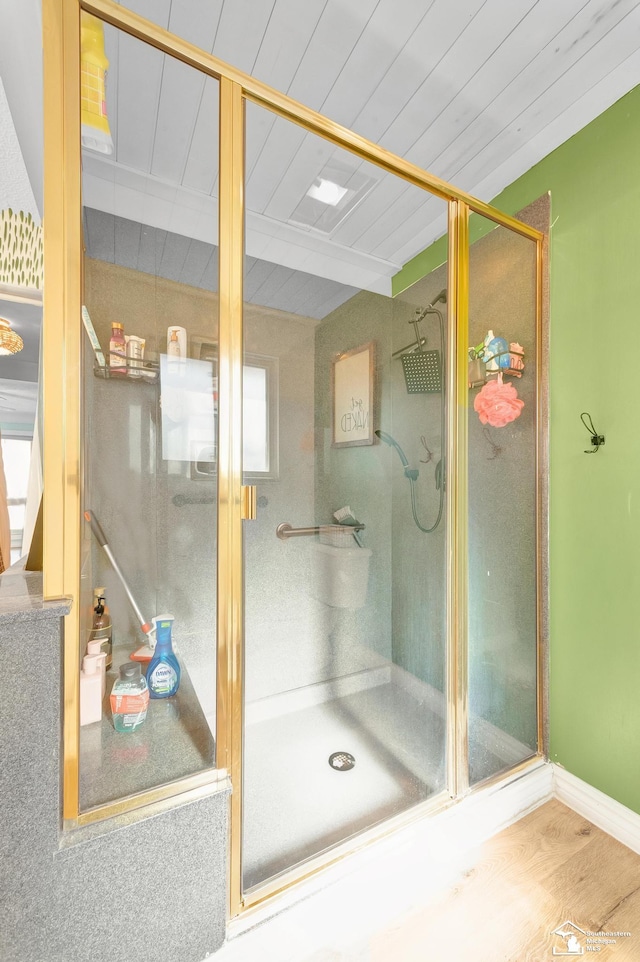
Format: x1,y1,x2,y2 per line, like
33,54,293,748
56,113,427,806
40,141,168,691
474,373,524,427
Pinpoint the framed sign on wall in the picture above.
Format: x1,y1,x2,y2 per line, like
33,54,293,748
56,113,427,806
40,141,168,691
332,341,375,447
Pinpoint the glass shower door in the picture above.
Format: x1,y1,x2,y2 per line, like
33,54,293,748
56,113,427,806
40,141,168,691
241,103,450,895
79,21,219,812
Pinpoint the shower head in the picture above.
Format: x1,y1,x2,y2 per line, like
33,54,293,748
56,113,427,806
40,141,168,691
427,289,447,309
375,430,409,468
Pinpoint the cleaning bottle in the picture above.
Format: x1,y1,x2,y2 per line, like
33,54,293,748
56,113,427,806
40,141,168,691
147,614,181,699
110,662,149,733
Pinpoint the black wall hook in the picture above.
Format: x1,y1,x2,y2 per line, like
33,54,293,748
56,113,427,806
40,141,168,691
581,412,605,453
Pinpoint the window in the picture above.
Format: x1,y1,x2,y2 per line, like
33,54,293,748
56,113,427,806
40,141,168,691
1,437,32,564
243,355,279,479
189,341,279,481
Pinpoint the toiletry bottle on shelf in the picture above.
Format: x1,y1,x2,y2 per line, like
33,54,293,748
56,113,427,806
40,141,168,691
110,662,149,733
80,655,102,726
483,330,497,372
85,639,107,697
167,326,187,358
90,590,112,669
484,330,509,372
147,614,181,699
509,341,525,373
109,322,126,376
126,335,145,377
167,329,181,358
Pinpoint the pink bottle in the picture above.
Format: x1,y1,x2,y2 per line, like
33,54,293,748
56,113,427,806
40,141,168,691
80,656,103,726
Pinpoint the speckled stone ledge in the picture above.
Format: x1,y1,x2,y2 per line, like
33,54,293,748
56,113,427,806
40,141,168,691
0,560,229,962
0,562,70,622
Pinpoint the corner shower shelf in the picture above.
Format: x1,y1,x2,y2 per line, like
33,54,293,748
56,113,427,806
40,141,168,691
469,348,525,390
79,652,214,810
93,361,159,382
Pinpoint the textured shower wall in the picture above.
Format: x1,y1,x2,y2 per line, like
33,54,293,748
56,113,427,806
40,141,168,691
395,199,546,762
242,307,318,703
314,291,394,674
84,260,218,728
313,289,448,686
467,221,539,753
83,259,317,714
390,271,448,694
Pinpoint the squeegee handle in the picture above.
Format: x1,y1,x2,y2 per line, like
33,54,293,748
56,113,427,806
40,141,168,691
84,510,108,547
84,509,152,634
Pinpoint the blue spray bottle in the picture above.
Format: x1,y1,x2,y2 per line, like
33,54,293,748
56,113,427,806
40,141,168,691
147,614,181,699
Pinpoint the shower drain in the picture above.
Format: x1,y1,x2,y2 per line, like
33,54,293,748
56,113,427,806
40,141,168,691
328,751,356,771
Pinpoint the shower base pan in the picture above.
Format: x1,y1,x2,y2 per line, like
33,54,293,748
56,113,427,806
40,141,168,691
242,667,533,891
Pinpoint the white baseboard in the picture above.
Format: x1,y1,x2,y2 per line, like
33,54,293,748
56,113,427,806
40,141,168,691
553,765,640,855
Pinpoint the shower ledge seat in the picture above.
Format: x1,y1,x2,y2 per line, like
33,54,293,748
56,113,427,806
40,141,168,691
79,644,215,811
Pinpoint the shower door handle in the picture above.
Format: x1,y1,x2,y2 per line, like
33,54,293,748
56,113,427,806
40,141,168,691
241,485,257,520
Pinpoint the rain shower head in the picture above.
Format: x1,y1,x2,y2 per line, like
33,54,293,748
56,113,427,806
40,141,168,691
375,430,409,467
401,350,441,394
394,298,444,394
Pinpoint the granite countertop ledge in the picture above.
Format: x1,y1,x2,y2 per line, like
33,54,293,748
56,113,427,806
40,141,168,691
0,561,71,623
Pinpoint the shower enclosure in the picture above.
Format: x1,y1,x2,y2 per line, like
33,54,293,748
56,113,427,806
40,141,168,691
44,0,546,920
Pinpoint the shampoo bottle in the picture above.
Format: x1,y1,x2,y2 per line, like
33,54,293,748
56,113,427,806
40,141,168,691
147,614,181,699
109,322,126,376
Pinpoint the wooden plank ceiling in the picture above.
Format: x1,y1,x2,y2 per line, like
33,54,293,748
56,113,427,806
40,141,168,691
82,0,640,309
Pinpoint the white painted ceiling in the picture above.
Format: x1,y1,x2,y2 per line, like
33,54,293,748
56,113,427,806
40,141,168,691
2,0,640,334
77,0,640,301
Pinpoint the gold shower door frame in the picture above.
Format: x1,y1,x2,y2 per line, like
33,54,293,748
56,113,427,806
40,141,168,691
42,0,545,919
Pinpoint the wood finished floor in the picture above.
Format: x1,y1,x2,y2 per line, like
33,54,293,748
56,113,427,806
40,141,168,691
370,800,640,962
220,800,640,961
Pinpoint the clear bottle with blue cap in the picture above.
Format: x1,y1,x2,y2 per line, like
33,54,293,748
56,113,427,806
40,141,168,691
147,614,181,699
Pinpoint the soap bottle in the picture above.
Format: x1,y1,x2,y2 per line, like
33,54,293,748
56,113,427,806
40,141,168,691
167,329,181,358
147,614,181,699
85,639,107,697
110,662,149,733
80,655,103,726
90,590,112,669
109,322,126,376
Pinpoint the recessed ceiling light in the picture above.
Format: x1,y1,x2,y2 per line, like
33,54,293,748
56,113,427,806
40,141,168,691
306,178,349,207
290,162,378,234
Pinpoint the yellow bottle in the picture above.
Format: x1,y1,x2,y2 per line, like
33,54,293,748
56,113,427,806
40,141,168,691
80,12,114,154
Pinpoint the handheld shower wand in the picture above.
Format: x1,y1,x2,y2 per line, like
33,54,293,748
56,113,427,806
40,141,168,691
375,429,408,466
375,430,443,532
374,430,418,480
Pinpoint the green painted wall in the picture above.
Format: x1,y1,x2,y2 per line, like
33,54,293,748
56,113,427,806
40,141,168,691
395,84,640,814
